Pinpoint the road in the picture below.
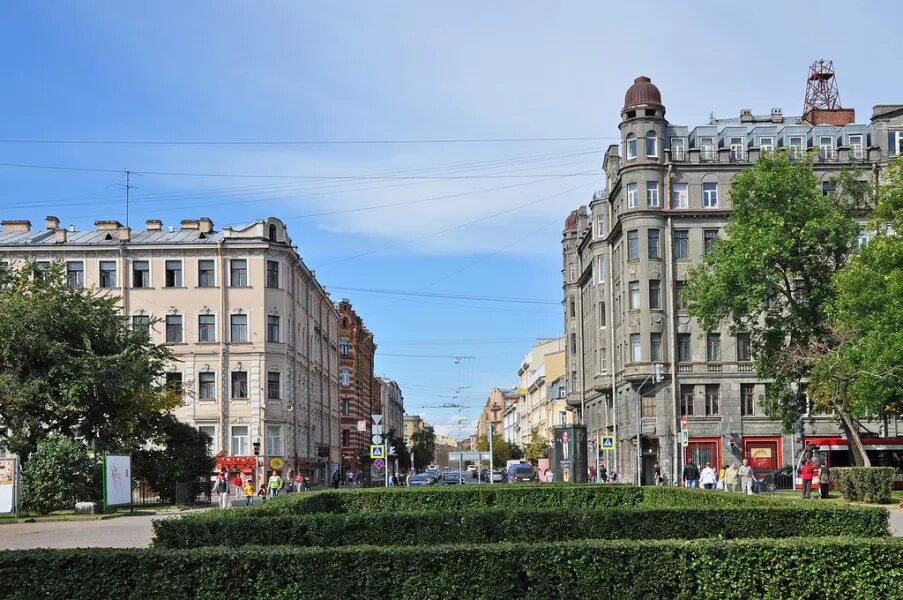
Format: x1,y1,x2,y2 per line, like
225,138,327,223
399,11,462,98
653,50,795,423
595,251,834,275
0,513,176,550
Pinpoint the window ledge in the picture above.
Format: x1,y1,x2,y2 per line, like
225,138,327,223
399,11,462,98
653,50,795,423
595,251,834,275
131,286,156,290
196,341,218,345
195,285,220,289
164,286,188,289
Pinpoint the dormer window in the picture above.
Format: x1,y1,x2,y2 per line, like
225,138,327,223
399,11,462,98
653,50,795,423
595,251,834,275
759,137,774,154
645,131,657,158
626,134,637,160
700,137,715,161
729,137,745,161
268,224,278,243
670,138,685,161
819,136,834,160
849,135,864,159
788,136,804,159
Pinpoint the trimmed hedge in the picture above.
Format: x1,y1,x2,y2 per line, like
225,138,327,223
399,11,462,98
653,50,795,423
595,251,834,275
832,467,896,504
4,537,903,599
153,504,889,549
640,486,788,507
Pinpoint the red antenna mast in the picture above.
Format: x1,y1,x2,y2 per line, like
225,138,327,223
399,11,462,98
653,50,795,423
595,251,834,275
804,58,841,114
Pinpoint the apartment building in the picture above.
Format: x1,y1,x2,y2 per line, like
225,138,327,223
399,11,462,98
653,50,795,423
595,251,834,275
337,299,376,474
563,75,903,486
516,337,567,445
376,376,405,444
476,387,518,439
0,217,340,485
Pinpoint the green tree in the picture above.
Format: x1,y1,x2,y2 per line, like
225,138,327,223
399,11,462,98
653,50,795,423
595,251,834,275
506,441,524,461
411,426,436,470
476,432,509,466
21,436,99,514
683,152,872,463
132,414,215,504
0,263,180,465
524,428,550,463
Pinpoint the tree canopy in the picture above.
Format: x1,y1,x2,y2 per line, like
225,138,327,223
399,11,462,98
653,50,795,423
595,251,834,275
411,426,436,470
524,428,550,463
132,414,214,504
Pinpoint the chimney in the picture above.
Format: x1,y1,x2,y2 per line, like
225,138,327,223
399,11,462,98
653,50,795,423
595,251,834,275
770,108,784,123
118,226,131,242
45,216,60,230
54,229,67,244
95,220,123,232
199,217,214,234
739,109,753,123
803,108,855,126
145,219,163,231
180,219,200,231
1,220,31,233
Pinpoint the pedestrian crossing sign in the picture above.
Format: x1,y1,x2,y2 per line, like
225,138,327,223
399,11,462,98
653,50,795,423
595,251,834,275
600,435,616,450
370,445,385,459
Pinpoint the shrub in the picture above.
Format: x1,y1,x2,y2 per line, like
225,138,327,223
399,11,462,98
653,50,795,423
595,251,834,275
20,436,100,514
640,486,787,507
132,415,215,504
3,537,903,599
153,504,888,549
831,467,896,504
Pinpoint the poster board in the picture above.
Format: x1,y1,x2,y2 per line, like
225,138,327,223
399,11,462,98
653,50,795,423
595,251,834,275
104,454,132,507
0,458,15,515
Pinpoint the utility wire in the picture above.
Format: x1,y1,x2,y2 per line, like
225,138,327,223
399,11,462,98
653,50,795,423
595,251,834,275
326,286,559,305
0,136,619,146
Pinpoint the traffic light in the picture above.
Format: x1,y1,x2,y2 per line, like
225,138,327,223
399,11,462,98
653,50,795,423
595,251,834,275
252,441,261,456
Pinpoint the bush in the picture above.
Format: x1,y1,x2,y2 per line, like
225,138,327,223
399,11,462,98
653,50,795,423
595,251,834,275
831,467,896,504
132,415,215,504
3,537,903,599
640,486,788,507
153,504,888,549
20,436,100,514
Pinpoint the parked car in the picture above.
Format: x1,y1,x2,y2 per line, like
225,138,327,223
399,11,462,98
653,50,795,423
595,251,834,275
409,473,434,487
442,471,465,484
507,464,537,483
424,468,441,482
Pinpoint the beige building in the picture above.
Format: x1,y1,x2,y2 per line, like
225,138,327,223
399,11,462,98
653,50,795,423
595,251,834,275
0,216,341,486
516,337,567,445
476,387,518,439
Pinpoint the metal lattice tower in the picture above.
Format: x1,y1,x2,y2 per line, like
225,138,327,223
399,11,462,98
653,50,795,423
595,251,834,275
804,58,842,113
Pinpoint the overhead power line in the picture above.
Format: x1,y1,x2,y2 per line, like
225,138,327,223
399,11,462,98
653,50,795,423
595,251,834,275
0,136,618,146
326,286,560,305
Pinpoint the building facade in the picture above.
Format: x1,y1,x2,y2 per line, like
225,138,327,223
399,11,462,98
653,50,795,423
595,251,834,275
337,299,376,475
476,387,518,439
563,76,903,485
0,217,341,485
516,337,567,445
375,376,405,444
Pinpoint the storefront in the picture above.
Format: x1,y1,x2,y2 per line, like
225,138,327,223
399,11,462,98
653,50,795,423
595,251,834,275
216,456,257,484
684,437,722,470
743,436,783,472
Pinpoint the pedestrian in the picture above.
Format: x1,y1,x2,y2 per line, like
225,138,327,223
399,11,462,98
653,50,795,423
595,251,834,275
295,472,304,492
654,462,664,486
283,476,293,494
268,471,282,498
716,465,726,490
738,459,754,495
817,461,831,499
598,463,608,483
609,471,618,483
700,462,716,489
331,469,340,489
257,484,267,502
545,469,553,483
243,480,255,507
682,460,700,489
346,470,354,486
723,463,739,492
800,458,814,499
215,472,230,509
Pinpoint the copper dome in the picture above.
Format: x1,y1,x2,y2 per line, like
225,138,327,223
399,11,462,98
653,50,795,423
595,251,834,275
564,210,579,231
623,76,663,110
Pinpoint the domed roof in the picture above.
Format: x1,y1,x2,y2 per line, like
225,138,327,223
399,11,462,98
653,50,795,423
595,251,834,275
623,76,663,110
564,210,579,231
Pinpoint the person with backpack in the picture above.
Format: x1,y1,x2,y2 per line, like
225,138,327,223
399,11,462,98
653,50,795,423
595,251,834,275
215,473,230,509
682,460,700,488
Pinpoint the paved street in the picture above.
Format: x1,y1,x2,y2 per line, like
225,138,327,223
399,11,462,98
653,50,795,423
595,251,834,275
0,513,174,550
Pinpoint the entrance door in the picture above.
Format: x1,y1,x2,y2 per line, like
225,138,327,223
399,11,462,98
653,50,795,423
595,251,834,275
685,439,719,470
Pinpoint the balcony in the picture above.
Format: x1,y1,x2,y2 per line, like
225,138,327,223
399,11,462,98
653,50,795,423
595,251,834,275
818,148,836,162
738,363,754,374
700,148,716,162
706,363,723,374
677,363,693,374
670,148,686,162
729,149,747,162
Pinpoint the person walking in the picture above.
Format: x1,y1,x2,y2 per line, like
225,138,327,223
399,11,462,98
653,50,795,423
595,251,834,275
295,472,304,492
231,473,243,503
257,484,267,503
331,469,340,489
723,463,739,492
817,461,831,499
267,471,282,498
682,460,700,489
800,459,815,499
346,470,354,486
653,463,664,486
545,469,554,483
700,463,717,490
243,480,255,507
598,463,608,483
738,459,754,495
215,473,230,509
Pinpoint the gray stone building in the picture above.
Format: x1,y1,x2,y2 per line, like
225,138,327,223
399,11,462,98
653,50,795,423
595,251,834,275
563,76,903,486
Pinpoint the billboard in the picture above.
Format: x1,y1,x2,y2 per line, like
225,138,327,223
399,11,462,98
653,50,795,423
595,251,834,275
104,454,132,507
0,458,15,514
552,425,587,483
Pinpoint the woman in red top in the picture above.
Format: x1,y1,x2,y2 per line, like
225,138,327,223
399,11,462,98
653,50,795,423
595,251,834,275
800,459,815,499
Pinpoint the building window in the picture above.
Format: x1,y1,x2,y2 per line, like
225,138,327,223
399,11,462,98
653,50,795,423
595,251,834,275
268,224,279,243
676,281,688,311
340,338,349,357
132,260,150,288
628,281,640,310
849,135,864,159
198,260,215,287
599,301,606,327
198,425,216,456
267,372,281,400
678,333,691,362
341,429,350,447
598,256,606,284
630,333,641,362
703,229,718,254
165,372,183,394
230,259,248,287
673,230,689,259
266,425,283,456
641,395,656,418
626,183,638,208
788,135,804,159
199,372,216,400
740,384,755,416
66,261,84,288
737,333,751,362
650,333,662,362
230,425,249,456
267,315,281,343
670,138,686,161
340,367,350,387
165,315,183,343
165,260,183,287
759,137,774,154
706,333,721,362
627,230,639,259
645,131,657,157
890,131,903,156
596,214,606,237
646,182,659,207
32,261,49,282
700,137,715,160
266,260,280,288
729,137,745,161
132,315,151,336
705,384,720,415
703,183,718,208
569,299,576,318
197,314,216,343
231,371,248,399
341,398,351,416
570,333,577,353
99,261,117,288
819,136,834,160
626,133,637,159
671,183,688,209
230,314,248,342
680,385,695,416
649,280,661,310
647,229,660,259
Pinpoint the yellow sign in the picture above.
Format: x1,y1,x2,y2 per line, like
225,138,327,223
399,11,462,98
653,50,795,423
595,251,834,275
268,457,285,471
370,445,385,459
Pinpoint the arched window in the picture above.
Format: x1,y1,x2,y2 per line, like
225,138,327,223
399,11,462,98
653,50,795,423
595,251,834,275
646,131,657,158
626,133,637,159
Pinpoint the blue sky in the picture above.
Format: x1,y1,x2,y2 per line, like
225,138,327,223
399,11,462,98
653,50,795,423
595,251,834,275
2,2,902,438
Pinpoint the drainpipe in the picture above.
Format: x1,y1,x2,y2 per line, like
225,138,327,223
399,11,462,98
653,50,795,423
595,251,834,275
664,165,680,487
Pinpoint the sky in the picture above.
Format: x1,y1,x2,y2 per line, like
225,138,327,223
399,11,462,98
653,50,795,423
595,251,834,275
2,1,902,438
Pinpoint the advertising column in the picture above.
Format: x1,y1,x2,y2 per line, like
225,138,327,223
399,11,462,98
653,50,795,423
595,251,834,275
552,425,587,483
0,458,17,517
